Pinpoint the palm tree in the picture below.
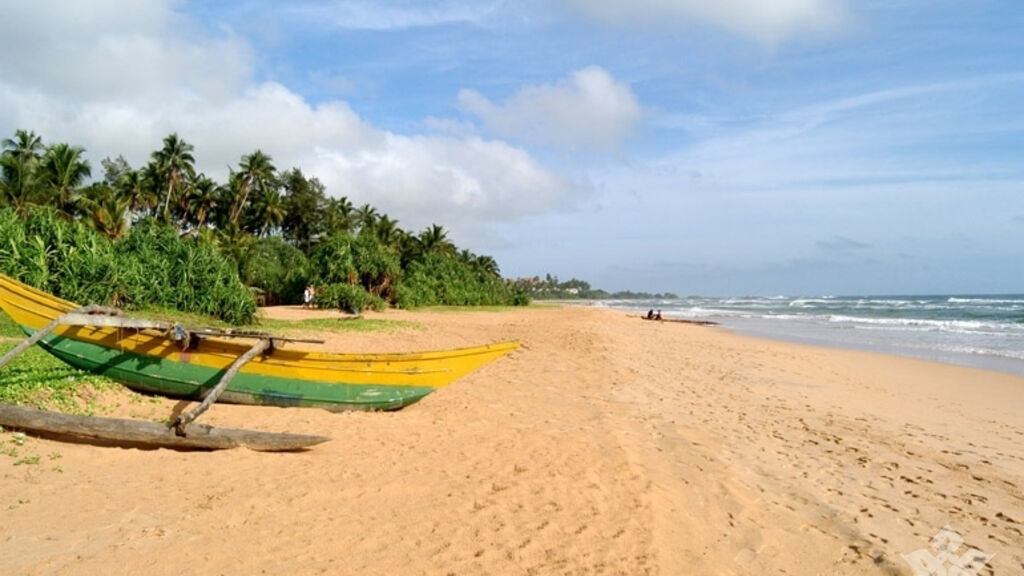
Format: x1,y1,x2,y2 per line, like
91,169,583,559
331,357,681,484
374,214,401,249
457,249,498,277
398,230,421,267
2,129,44,163
1,129,45,214
247,186,286,237
214,220,252,275
229,150,276,226
214,171,243,230
0,154,17,210
354,203,378,235
185,174,219,230
150,133,195,225
418,223,455,256
39,142,91,215
117,167,158,222
322,196,355,238
79,189,131,239
473,254,500,277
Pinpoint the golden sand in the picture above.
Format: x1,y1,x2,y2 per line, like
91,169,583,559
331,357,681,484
2,305,1022,575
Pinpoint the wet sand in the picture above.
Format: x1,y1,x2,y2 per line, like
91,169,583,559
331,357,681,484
1,305,1022,575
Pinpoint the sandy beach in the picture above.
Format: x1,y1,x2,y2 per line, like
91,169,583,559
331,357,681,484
2,305,1022,575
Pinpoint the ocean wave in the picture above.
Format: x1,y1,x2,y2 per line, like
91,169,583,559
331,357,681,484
932,344,1024,362
823,314,1017,334
787,298,835,307
947,296,1024,304
600,299,1024,374
666,306,736,318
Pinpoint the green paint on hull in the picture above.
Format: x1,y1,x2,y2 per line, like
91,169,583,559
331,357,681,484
34,331,435,412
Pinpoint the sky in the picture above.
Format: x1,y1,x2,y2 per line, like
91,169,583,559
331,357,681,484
1,1,1022,296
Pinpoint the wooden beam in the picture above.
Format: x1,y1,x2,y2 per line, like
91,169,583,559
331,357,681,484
0,403,330,452
186,327,325,345
173,338,272,432
57,313,172,330
0,305,113,371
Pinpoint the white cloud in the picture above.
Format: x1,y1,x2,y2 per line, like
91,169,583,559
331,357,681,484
458,66,643,152
0,0,582,248
566,0,851,46
307,134,584,235
0,1,251,104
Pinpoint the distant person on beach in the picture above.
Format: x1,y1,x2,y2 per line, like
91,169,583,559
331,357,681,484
655,310,662,320
646,309,655,319
303,284,315,308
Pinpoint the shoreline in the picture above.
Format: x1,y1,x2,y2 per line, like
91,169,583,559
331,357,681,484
561,299,1024,377
1,305,1021,575
717,315,1024,377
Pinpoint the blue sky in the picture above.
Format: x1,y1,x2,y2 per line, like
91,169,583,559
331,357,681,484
1,1,1022,295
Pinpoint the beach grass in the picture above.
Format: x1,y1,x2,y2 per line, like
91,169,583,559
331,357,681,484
254,316,421,334
0,341,116,414
0,310,20,339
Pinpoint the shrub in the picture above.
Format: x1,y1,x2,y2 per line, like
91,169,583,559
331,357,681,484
113,219,256,324
316,282,384,314
0,208,256,325
0,207,117,303
307,234,356,286
394,253,520,308
239,236,310,305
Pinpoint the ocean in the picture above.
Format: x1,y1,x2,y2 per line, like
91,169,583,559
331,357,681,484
595,294,1024,376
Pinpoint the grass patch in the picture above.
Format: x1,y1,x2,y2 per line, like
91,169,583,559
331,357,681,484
81,306,421,335
121,306,235,331
0,341,117,414
0,310,21,338
255,316,421,334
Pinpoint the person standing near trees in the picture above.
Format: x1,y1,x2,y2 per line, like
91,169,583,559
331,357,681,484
303,284,314,308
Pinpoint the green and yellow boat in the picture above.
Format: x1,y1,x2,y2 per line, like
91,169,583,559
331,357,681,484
0,274,518,411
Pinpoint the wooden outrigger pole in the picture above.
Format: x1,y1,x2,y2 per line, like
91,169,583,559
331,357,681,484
171,338,272,433
0,403,328,451
0,306,330,451
0,305,119,371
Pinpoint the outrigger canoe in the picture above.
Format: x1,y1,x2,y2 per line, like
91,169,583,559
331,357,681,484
0,274,519,411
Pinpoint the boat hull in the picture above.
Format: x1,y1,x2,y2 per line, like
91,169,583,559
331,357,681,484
0,275,518,411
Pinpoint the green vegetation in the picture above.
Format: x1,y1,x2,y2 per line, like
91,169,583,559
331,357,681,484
0,129,529,325
512,274,677,300
0,341,116,413
0,128,533,412
1,252,115,454
0,307,19,337
0,207,255,324
254,317,420,334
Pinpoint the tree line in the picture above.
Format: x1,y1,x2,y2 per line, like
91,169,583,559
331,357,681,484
513,274,678,300
0,129,528,322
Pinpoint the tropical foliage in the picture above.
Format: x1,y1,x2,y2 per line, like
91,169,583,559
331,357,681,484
513,274,678,300
0,208,255,324
0,129,528,320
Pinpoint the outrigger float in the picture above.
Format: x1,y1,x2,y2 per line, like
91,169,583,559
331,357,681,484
0,274,518,451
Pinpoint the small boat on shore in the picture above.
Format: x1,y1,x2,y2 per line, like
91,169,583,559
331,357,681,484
0,274,519,412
